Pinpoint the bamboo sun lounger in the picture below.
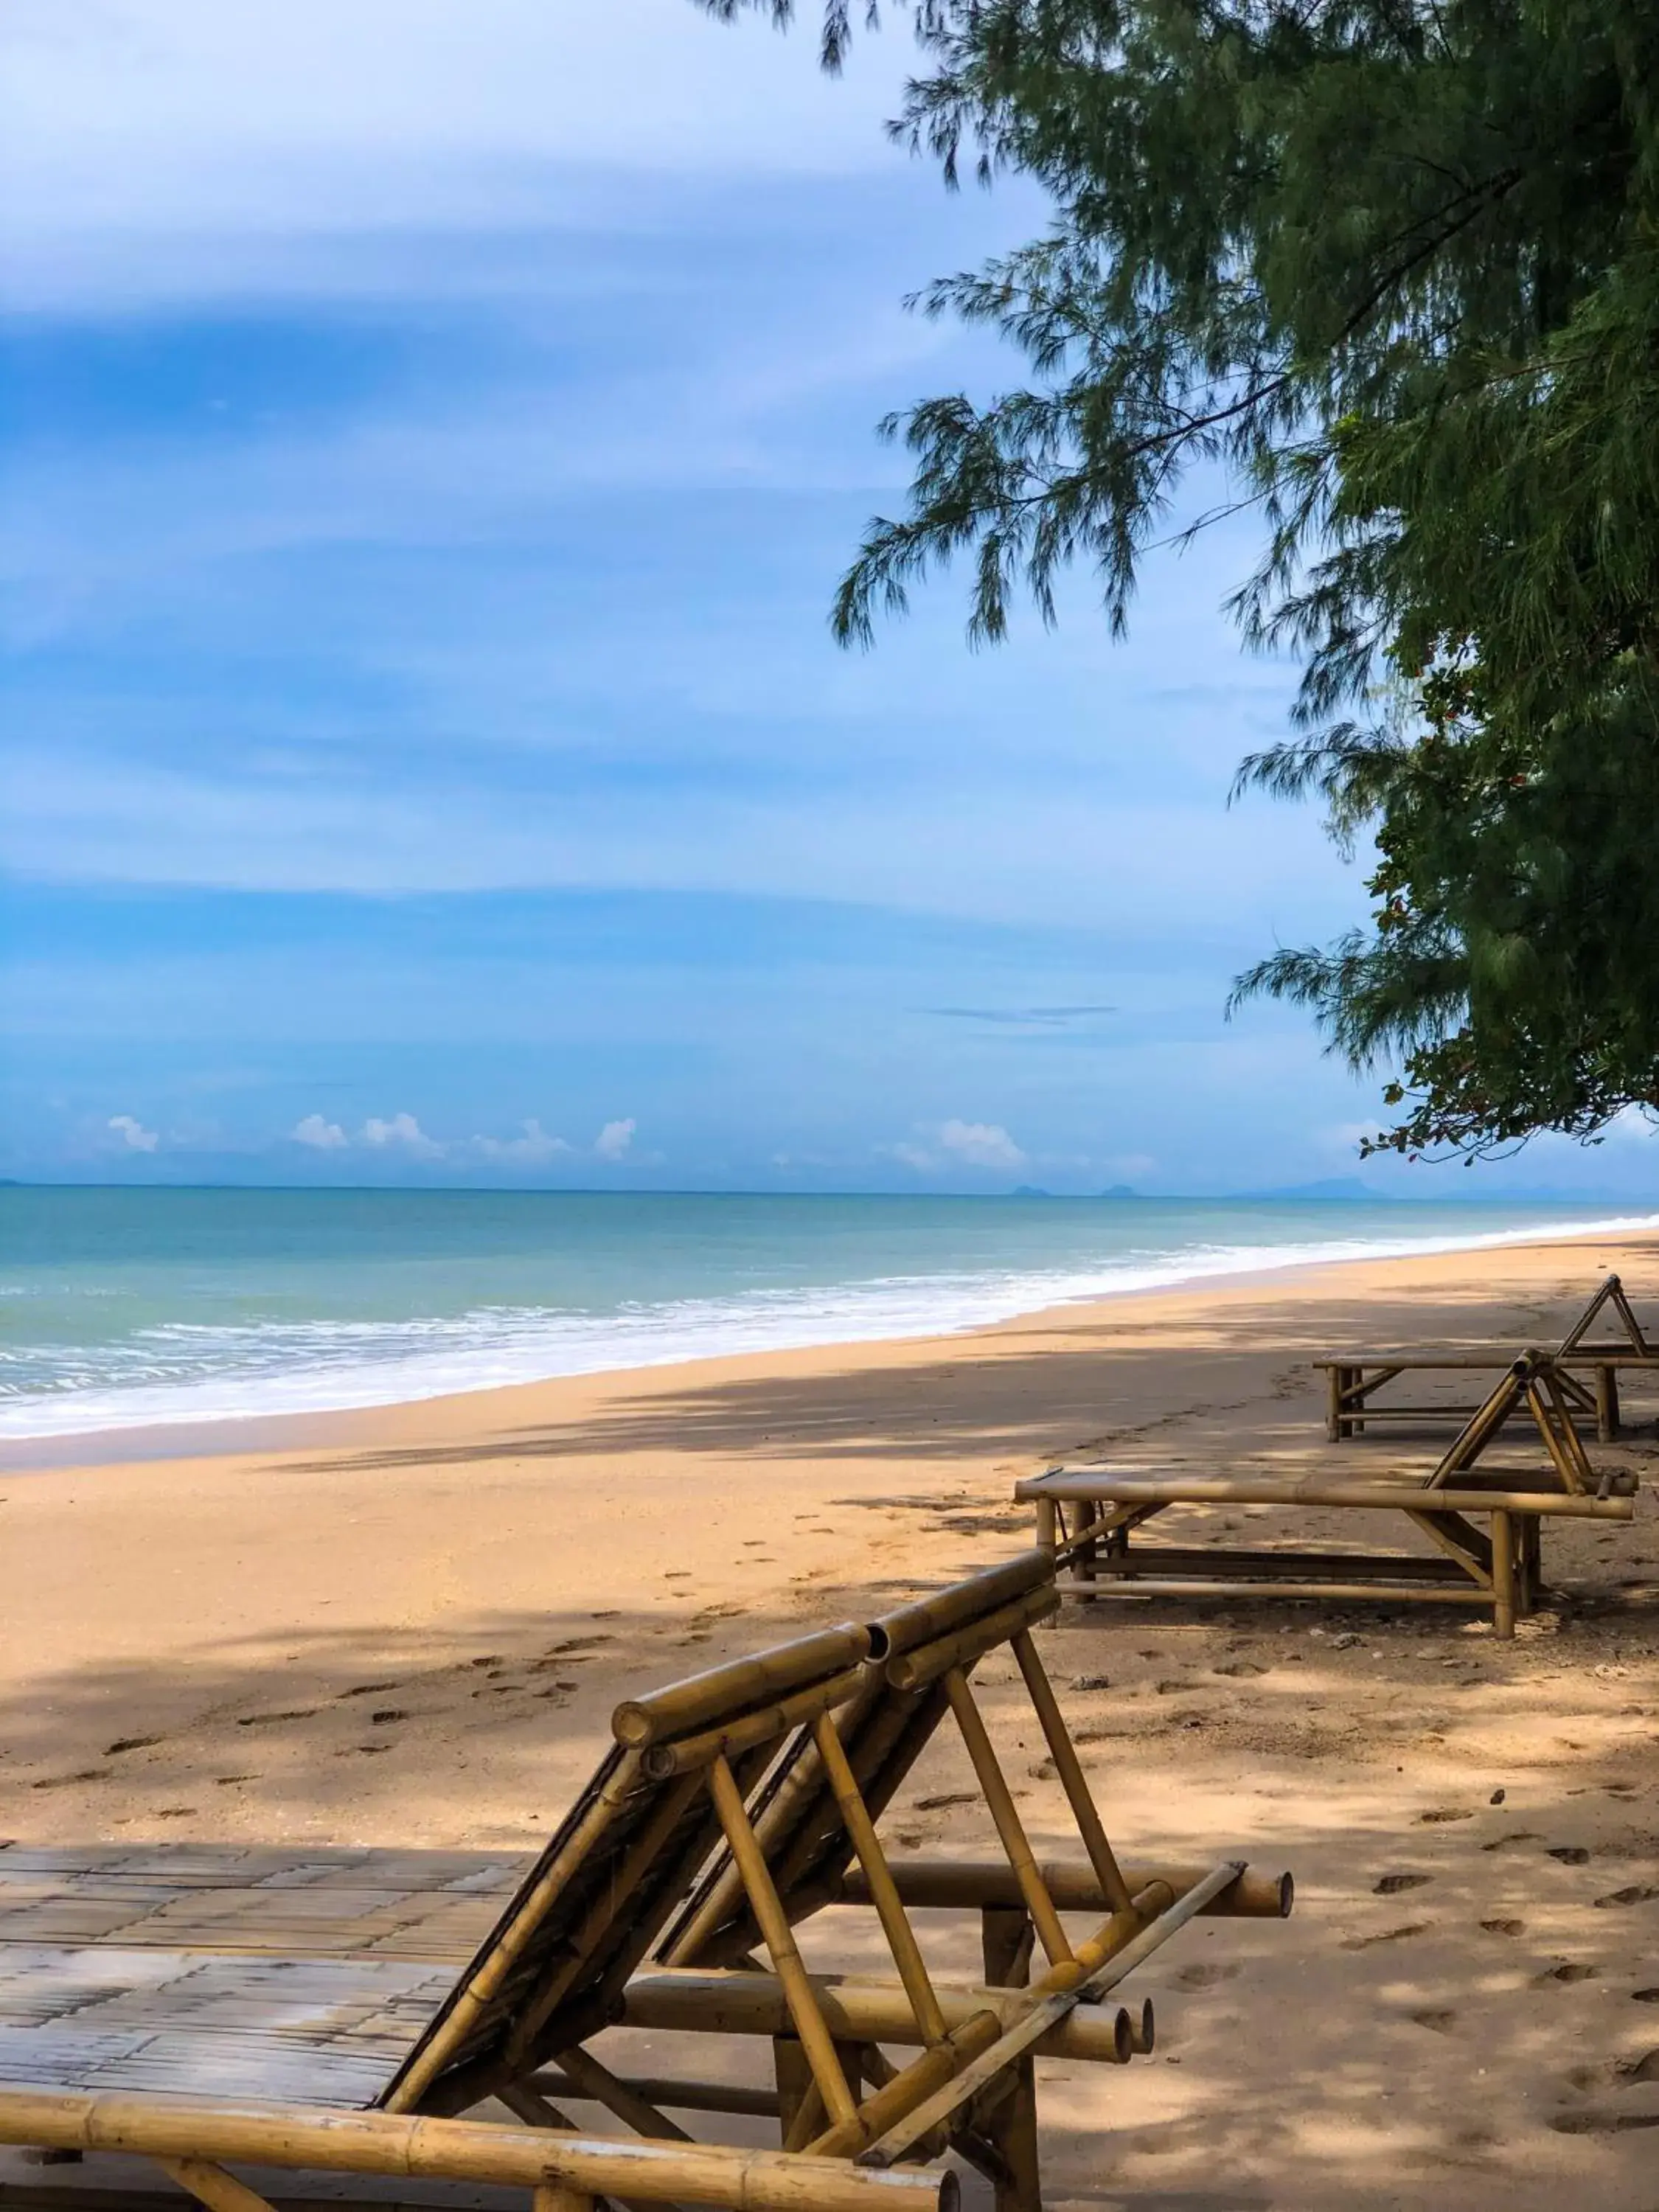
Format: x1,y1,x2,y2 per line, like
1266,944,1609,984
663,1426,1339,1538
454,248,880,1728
0,1554,1290,2212
1315,1273,1659,1441
1020,1355,1638,1637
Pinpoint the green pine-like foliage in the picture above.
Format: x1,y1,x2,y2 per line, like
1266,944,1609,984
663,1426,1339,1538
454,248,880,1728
702,0,1659,1157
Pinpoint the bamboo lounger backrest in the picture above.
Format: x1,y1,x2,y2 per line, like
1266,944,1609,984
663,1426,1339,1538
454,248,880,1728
1421,1351,1596,1496
383,1548,1166,2165
1556,1272,1651,1357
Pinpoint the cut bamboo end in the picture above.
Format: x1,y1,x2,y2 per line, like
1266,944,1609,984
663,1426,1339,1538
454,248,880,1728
868,1553,1053,1663
1127,1999,1154,2056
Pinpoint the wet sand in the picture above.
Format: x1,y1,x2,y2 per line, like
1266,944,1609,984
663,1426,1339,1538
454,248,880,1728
2,1225,1657,2207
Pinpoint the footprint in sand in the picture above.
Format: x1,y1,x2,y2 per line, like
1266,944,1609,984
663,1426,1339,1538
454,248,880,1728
1173,1962,1239,1990
1213,1661,1267,1677
1547,1846,1592,1865
916,1792,978,1812
1481,1830,1542,1851
1481,1917,1526,1935
1633,1989,1659,2004
236,1709,319,1728
340,1683,400,1699
369,1708,406,1725
1409,2008,1458,2034
1418,1807,1475,1824
1595,1885,1659,1908
1537,1963,1598,1985
1374,1874,1433,1895
1341,1924,1430,1950
154,1806,196,1820
213,1775,257,1786
1617,2051,1659,2084
105,1735,162,1755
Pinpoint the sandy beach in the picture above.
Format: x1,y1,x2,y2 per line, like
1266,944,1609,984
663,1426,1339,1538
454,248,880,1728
4,1225,1658,2209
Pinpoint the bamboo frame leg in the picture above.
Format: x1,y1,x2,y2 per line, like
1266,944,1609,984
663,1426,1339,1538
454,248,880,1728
157,2160,279,2212
1522,1513,1543,1610
984,2062,1041,2212
1596,1364,1620,1441
706,1753,858,2127
982,1905,1035,1990
1326,1366,1343,1444
1491,1509,1516,1639
1034,1495,1059,1552
1009,1629,1134,1916
811,1711,947,2046
942,1666,1073,1968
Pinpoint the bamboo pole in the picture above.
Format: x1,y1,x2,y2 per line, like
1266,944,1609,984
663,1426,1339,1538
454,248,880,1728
1007,1630,1133,1916
886,1588,1060,1695
807,2015,1006,2161
643,1666,867,1779
940,1667,1071,1968
1018,1474,1635,1515
531,2072,779,2121
1057,1576,1497,1605
613,1626,872,1748
810,1711,947,2047
1491,1509,1516,1639
552,2045,692,2144
157,2157,279,2212
839,1857,1290,1919
706,1754,857,2128
616,1969,1133,2062
0,2093,956,2212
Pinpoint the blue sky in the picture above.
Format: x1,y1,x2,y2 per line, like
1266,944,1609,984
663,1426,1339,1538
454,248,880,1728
1,1,1651,1197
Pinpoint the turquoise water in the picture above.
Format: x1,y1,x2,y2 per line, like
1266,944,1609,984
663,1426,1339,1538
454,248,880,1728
0,1187,1645,1441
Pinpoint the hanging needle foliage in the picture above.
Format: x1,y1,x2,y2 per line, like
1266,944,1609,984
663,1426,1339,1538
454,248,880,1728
699,0,1659,1158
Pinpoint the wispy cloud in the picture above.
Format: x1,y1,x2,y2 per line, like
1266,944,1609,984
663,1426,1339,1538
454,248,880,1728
594,1117,636,1162
471,1118,573,1164
927,1004,1116,1029
107,1113,159,1152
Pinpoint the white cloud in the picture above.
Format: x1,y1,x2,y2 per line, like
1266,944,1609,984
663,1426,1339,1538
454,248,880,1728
472,1117,573,1164
292,1112,348,1150
938,1119,1026,1170
108,1113,159,1152
363,1110,443,1158
594,1116,636,1161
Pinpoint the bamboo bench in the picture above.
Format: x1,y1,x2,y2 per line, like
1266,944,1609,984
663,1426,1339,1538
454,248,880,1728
0,1554,1290,2212
1020,1354,1638,1637
1316,1273,1659,1441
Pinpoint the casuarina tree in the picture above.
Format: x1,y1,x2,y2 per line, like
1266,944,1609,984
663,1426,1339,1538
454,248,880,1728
701,0,1659,1157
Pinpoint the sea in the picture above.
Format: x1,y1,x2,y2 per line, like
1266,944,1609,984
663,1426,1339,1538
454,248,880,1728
1,1186,1649,1447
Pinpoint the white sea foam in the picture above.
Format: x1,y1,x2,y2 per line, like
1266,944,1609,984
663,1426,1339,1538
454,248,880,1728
2,1209,1653,1442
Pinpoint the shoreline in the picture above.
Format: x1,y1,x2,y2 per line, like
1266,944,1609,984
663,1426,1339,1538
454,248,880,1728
13,1212,1659,1469
4,1205,1657,1471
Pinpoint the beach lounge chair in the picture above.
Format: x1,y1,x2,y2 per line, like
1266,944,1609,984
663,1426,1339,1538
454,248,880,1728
1018,1356,1638,1637
0,1554,1290,2212
1315,1273,1658,1441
